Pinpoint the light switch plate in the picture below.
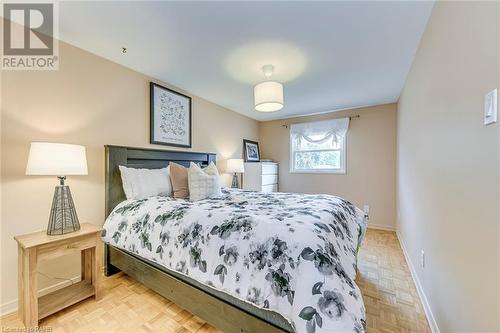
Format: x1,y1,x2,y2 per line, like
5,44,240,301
484,88,497,125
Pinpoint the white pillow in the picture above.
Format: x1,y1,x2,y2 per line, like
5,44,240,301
119,165,172,200
188,162,222,201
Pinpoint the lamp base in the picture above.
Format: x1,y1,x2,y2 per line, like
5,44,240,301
231,173,239,189
47,184,81,235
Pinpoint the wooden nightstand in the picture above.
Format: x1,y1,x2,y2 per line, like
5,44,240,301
14,223,103,328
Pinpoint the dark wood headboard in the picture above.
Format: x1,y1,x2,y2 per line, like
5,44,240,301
105,145,216,217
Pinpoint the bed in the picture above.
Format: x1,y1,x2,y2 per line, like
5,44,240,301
103,145,367,333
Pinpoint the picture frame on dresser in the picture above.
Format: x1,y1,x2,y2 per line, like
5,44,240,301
243,139,260,162
150,82,192,148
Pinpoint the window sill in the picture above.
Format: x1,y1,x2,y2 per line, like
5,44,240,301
289,169,346,175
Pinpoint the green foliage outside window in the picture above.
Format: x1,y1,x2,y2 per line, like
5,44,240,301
294,150,340,170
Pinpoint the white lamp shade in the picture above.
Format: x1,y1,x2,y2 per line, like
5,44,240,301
226,159,245,173
26,142,88,176
254,81,284,112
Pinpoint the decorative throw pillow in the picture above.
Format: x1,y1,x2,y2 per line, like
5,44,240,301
169,162,190,199
188,162,222,201
119,165,172,200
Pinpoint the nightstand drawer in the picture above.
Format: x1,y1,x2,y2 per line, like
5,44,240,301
37,234,97,261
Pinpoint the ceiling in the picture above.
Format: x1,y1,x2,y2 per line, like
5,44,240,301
58,1,434,121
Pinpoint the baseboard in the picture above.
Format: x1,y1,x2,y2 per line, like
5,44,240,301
0,299,17,318
367,223,396,231
396,231,440,333
0,275,81,317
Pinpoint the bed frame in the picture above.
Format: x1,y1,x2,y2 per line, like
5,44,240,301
104,145,293,333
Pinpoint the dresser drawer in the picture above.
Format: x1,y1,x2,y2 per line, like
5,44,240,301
243,162,279,192
261,163,278,175
261,184,278,193
262,174,278,186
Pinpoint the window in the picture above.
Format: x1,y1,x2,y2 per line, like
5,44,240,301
290,118,349,174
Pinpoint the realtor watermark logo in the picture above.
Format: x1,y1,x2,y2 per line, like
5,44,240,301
1,1,59,70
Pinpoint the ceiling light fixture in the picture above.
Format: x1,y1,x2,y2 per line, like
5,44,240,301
254,65,284,112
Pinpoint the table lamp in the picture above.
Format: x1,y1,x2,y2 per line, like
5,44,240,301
26,142,88,235
226,158,244,189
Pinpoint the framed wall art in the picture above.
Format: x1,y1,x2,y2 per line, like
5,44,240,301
150,82,192,147
243,139,260,162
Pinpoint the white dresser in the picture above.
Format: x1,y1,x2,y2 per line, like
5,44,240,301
243,162,279,193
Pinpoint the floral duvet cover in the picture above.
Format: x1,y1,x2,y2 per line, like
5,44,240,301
102,189,367,333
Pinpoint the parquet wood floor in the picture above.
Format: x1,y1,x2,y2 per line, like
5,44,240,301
1,229,430,332
357,229,430,332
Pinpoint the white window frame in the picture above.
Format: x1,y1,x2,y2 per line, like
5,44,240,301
289,122,347,174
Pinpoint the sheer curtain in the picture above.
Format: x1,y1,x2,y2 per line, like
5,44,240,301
290,118,350,148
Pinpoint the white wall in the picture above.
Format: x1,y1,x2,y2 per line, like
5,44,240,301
397,1,500,331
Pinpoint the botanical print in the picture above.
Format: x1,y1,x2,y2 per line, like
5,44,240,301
151,83,191,147
102,189,367,333
159,91,186,137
